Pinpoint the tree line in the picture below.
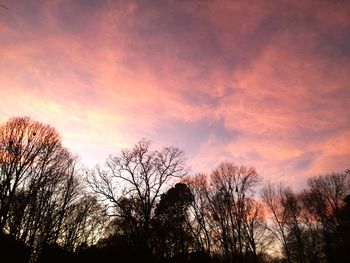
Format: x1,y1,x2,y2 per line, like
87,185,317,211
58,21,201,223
0,117,349,263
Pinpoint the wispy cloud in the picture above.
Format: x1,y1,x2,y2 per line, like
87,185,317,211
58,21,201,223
0,0,349,184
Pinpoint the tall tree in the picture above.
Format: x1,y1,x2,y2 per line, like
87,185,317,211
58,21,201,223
153,183,194,259
208,162,261,262
261,183,292,263
0,117,67,233
305,172,350,262
0,117,101,261
87,139,188,251
183,173,213,254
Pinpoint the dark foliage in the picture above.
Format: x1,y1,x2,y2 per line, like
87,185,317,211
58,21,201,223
0,233,30,263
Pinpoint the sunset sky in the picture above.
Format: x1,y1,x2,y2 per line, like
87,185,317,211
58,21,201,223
1,0,349,187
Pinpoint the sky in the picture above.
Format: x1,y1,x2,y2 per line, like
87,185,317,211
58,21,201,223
0,0,349,188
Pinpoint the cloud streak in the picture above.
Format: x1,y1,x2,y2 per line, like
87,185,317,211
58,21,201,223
0,0,349,186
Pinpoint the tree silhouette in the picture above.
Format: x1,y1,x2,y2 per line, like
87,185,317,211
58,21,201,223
305,172,350,262
208,162,261,262
153,183,194,259
1,116,349,263
0,117,105,262
87,139,189,258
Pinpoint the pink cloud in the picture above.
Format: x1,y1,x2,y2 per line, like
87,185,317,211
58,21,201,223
0,0,349,186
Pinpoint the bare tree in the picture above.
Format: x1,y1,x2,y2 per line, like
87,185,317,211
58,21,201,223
282,189,306,263
242,198,273,263
0,117,103,261
183,173,213,254
261,183,292,263
305,172,350,262
207,162,261,262
60,194,108,251
87,139,188,249
0,117,64,233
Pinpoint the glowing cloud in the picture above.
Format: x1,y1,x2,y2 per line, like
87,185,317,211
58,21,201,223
0,0,349,185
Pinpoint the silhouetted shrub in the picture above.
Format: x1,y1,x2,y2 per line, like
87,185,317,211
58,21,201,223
0,233,29,263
